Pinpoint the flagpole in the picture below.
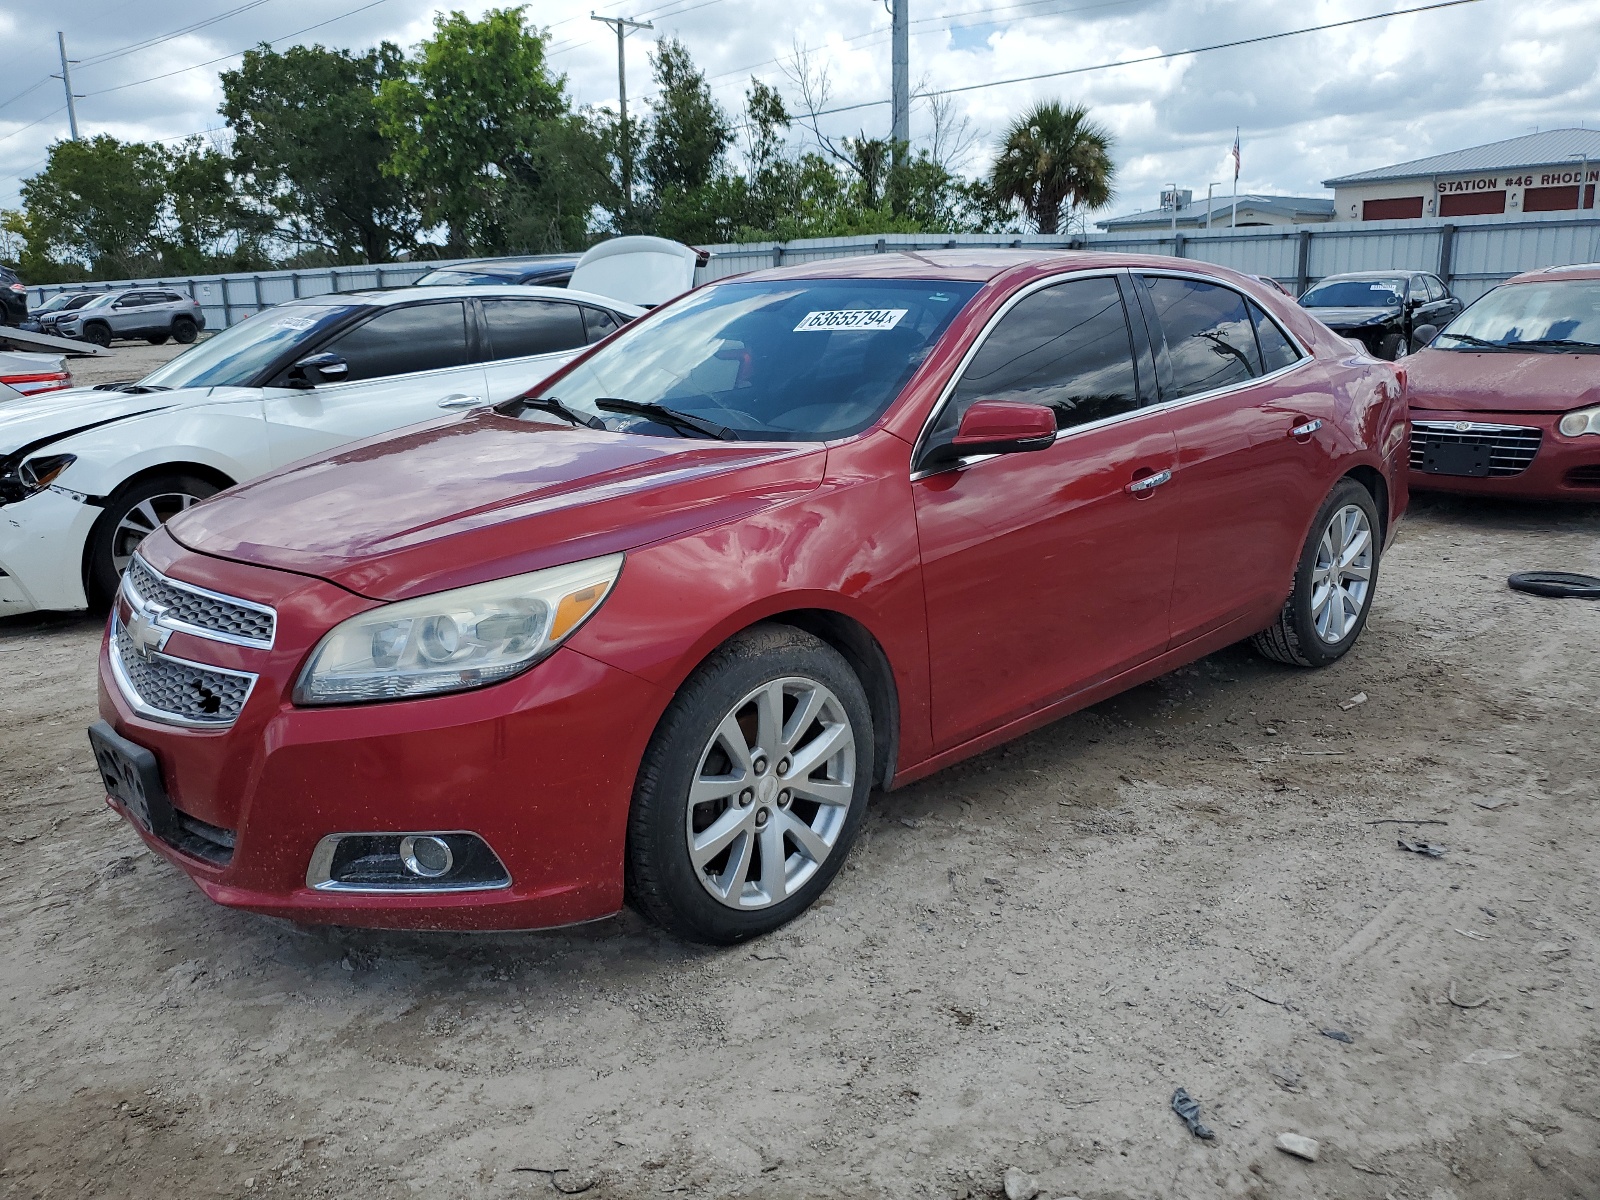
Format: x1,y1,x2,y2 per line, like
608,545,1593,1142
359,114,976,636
1231,127,1240,228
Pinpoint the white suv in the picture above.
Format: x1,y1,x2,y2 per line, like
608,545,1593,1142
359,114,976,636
0,284,642,615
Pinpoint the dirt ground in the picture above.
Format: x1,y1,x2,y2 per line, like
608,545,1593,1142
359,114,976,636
65,338,197,388
2,489,1598,1200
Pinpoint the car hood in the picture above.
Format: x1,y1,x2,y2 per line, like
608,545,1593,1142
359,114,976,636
1406,347,1600,414
165,410,829,602
1303,306,1397,328
0,386,258,456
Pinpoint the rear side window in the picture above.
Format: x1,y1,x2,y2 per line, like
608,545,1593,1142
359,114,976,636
482,299,586,360
1249,301,1301,374
930,276,1139,448
1141,276,1261,399
327,301,470,382
1426,276,1447,302
583,307,621,342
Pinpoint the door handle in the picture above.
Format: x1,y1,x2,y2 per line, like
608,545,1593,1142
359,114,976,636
1125,468,1172,495
437,394,484,409
1289,419,1323,438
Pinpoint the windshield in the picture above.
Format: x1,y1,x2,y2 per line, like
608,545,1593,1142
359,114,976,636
528,278,981,441
34,295,74,313
140,304,354,389
1434,280,1600,350
1300,278,1405,308
82,293,119,309
415,268,518,286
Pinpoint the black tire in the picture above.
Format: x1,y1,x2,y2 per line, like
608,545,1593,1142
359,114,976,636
82,322,112,348
172,318,197,344
1252,477,1382,668
626,623,874,944
1377,331,1408,360
85,474,221,608
145,334,169,346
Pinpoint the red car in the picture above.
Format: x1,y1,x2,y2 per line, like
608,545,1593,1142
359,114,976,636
89,252,1408,944
1407,264,1600,500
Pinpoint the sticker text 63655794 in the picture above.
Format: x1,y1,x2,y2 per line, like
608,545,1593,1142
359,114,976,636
793,308,908,332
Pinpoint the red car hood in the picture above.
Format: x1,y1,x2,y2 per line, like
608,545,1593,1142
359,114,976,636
1406,347,1600,414
166,411,828,601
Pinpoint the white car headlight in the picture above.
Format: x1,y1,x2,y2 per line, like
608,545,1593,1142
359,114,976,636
1559,405,1600,437
295,554,624,705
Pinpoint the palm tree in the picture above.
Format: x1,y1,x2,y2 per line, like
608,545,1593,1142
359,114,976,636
989,101,1115,234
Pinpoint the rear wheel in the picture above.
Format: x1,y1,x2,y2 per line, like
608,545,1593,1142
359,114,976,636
85,474,221,608
1252,478,1381,668
172,318,197,344
82,322,111,347
626,624,874,944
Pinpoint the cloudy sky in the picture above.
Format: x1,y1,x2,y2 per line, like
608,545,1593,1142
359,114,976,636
1,0,1597,225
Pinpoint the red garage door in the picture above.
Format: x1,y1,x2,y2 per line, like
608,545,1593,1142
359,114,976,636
1440,191,1506,217
1524,184,1596,212
1363,196,1424,220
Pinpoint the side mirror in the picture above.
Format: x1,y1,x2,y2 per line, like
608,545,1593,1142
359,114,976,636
1410,324,1439,352
933,400,1057,464
289,351,349,389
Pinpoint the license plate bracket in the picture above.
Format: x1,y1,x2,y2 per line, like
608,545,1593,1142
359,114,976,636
1422,440,1492,477
88,720,176,838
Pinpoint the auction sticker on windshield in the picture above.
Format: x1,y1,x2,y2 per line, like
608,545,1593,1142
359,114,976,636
794,308,907,332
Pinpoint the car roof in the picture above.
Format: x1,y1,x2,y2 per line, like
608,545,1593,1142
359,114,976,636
1508,262,1600,284
1311,271,1419,282
423,255,581,271
729,248,1284,285
279,283,642,313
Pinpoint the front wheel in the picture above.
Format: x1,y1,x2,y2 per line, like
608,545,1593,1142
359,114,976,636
82,323,111,348
626,624,874,944
85,474,221,608
1252,478,1381,668
1377,331,1409,360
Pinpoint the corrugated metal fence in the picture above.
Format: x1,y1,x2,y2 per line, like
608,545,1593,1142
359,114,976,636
28,209,1600,327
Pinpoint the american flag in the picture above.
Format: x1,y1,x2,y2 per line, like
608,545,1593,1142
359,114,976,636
1232,129,1241,181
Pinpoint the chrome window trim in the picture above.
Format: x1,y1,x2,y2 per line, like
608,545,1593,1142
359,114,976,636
305,831,513,893
108,611,259,729
909,266,1315,481
124,554,278,649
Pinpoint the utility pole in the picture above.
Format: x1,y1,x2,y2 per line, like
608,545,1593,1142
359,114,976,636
591,13,654,215
890,0,909,166
53,32,81,141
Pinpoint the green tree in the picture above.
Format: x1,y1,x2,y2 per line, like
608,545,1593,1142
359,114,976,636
20,135,169,277
642,39,732,196
989,100,1114,234
377,7,604,254
221,43,417,263
162,136,270,271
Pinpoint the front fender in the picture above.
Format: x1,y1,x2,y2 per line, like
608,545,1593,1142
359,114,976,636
47,405,271,500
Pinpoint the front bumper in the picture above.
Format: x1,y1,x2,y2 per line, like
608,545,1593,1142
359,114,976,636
1407,408,1600,500
0,486,98,615
95,539,668,930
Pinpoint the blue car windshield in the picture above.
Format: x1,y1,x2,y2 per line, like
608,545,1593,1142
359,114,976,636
1434,280,1600,350
533,278,982,441
140,304,355,388
1300,279,1405,308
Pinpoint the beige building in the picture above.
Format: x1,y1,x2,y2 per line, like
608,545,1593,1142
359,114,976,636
1324,128,1600,222
1096,192,1335,232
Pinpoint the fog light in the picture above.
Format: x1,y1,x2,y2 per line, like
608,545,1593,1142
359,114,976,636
400,834,454,877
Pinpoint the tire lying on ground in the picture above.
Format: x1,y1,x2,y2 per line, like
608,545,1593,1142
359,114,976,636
1507,571,1600,599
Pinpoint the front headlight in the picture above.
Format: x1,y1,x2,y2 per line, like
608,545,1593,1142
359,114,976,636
294,553,624,705
1559,405,1600,437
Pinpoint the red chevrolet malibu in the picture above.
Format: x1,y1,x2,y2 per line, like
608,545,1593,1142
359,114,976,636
90,251,1408,944
1407,263,1600,499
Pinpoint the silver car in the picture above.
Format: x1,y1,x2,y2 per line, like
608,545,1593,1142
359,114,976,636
56,288,207,347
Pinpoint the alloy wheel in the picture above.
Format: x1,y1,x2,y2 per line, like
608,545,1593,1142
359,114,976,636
685,676,856,909
1311,502,1373,643
111,492,201,573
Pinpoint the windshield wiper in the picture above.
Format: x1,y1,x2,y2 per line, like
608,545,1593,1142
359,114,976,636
91,382,171,393
1502,337,1600,353
497,394,607,429
1436,333,1511,350
594,397,737,440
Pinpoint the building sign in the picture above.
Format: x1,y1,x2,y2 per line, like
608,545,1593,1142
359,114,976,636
1435,169,1598,193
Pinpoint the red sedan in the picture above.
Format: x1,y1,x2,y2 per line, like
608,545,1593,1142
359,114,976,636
89,251,1408,944
1407,264,1600,500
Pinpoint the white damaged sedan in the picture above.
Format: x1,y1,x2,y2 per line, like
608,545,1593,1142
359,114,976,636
0,283,642,615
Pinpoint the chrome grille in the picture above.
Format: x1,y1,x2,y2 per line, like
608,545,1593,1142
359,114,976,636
125,556,275,647
1411,420,1542,477
111,614,256,727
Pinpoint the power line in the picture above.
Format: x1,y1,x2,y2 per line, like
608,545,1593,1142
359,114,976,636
76,1,277,68
811,0,1494,116
0,106,68,148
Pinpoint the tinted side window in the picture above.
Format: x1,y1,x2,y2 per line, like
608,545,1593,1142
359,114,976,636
482,299,586,360
1249,301,1301,373
1142,276,1261,398
930,276,1138,448
583,307,621,343
327,302,470,382
1426,275,1447,302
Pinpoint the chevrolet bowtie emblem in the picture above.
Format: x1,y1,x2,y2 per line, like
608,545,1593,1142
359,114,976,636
126,605,171,661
